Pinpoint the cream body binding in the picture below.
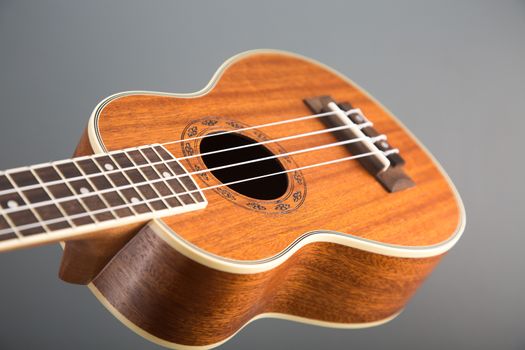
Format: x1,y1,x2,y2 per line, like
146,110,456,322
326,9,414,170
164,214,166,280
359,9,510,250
74,49,465,348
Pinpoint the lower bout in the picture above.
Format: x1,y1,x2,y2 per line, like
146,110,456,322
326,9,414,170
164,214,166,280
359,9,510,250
90,223,441,348
90,284,402,350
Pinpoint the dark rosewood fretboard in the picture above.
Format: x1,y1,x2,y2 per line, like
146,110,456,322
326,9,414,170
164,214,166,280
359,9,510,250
0,145,207,250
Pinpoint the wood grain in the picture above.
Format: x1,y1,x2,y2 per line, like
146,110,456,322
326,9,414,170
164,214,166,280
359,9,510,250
59,128,147,284
59,222,145,284
56,51,463,348
92,223,442,347
93,52,461,261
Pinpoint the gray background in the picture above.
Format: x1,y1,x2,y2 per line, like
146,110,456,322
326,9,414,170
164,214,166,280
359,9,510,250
0,0,523,349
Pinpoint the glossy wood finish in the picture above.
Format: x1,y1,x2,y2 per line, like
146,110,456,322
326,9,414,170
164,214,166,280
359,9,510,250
92,223,441,347
59,223,144,284
92,52,461,261
60,131,142,284
56,51,464,348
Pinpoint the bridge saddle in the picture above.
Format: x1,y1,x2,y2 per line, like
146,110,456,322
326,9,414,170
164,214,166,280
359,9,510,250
304,95,415,193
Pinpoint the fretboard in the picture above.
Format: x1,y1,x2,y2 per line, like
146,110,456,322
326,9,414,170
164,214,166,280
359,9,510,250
0,145,207,251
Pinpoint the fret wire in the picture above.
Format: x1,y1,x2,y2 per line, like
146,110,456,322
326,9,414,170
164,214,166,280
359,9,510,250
0,116,373,196
100,154,145,216
0,145,205,201
8,169,39,188
0,188,22,238
0,214,16,242
0,144,210,216
0,180,206,235
0,172,14,191
148,148,188,202
2,137,383,215
137,147,183,206
73,159,120,219
0,151,175,196
6,172,49,234
0,212,22,238
0,146,207,236
0,135,385,206
0,143,392,238
150,147,199,204
69,158,114,222
51,163,99,224
0,148,395,237
138,147,187,206
89,157,140,217
106,153,156,212
0,194,176,236
0,163,203,234
129,149,171,208
0,176,26,238
29,167,75,229
4,137,381,216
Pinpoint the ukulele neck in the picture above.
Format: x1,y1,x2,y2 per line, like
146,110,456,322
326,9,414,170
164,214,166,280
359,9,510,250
0,145,207,252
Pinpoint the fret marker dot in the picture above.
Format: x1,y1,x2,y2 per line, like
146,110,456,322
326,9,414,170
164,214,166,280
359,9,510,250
381,141,389,149
79,187,90,194
131,197,140,204
7,200,19,209
104,163,114,171
162,172,171,178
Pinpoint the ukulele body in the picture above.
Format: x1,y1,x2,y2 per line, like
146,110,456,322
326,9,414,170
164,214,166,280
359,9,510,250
59,50,464,349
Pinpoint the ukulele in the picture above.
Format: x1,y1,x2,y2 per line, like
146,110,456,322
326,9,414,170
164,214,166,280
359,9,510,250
0,50,465,349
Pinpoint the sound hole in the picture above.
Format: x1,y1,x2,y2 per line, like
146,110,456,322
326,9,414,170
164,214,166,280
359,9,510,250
200,132,288,200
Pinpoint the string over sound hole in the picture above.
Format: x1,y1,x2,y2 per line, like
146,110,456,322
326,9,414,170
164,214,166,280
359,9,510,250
200,133,288,200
